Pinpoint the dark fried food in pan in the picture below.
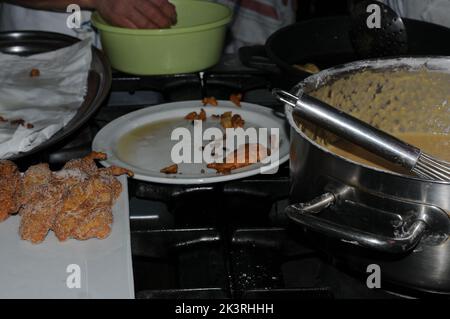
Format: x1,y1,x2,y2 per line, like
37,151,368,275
0,116,34,129
10,119,26,126
30,68,40,77
0,160,22,222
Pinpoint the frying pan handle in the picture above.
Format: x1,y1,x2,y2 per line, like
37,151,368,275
238,45,281,74
286,193,427,254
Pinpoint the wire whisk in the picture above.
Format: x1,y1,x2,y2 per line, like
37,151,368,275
274,89,450,182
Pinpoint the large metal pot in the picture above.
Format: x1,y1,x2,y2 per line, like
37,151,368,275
285,57,450,294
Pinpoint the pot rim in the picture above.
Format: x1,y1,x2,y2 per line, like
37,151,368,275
286,56,450,185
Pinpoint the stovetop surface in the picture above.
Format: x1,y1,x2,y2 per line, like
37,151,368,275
15,54,417,299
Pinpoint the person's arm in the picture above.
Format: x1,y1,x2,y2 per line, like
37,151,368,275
5,0,177,29
5,0,92,11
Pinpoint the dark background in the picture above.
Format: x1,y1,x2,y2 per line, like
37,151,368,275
297,0,350,20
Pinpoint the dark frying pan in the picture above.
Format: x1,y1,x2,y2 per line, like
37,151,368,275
239,16,450,86
0,31,112,160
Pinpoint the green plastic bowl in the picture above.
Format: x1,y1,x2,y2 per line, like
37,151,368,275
91,0,232,75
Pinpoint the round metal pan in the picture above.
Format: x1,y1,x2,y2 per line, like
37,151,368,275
239,16,450,87
0,31,112,160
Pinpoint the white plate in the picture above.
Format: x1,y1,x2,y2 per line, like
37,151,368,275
93,100,290,184
0,176,134,299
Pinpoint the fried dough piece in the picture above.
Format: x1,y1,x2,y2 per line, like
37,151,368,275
18,152,133,243
107,166,134,179
63,151,107,175
20,163,52,204
198,108,207,121
207,144,268,174
19,164,64,244
53,151,108,187
185,111,198,120
231,114,245,128
53,153,132,241
53,167,130,241
230,93,242,107
10,119,25,126
220,112,233,129
202,97,218,106
185,109,207,121
160,164,178,174
30,68,40,77
0,160,22,222
220,112,245,129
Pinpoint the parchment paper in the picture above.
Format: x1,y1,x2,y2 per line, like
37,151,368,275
0,176,134,299
0,39,92,158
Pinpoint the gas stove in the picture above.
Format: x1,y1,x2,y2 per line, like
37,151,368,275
16,54,415,299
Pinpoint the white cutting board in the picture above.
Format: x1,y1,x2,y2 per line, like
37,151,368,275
0,176,134,299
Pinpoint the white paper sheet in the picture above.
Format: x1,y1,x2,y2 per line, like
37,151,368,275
0,176,134,299
0,39,92,158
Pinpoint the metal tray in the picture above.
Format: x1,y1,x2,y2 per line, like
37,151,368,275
0,31,112,160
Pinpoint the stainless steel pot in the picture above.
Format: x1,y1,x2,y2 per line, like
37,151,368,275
285,57,450,294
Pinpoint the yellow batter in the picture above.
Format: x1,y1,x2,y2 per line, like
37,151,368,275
300,68,450,173
326,133,449,172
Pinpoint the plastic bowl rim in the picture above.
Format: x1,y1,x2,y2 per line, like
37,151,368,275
91,1,233,35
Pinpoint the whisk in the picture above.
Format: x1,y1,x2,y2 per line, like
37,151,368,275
273,89,450,182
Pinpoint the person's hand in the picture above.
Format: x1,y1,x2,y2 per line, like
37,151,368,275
90,0,177,29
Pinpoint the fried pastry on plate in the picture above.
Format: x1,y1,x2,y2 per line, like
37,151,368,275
207,143,269,174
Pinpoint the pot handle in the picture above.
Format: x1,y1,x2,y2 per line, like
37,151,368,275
286,193,427,254
238,45,281,74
